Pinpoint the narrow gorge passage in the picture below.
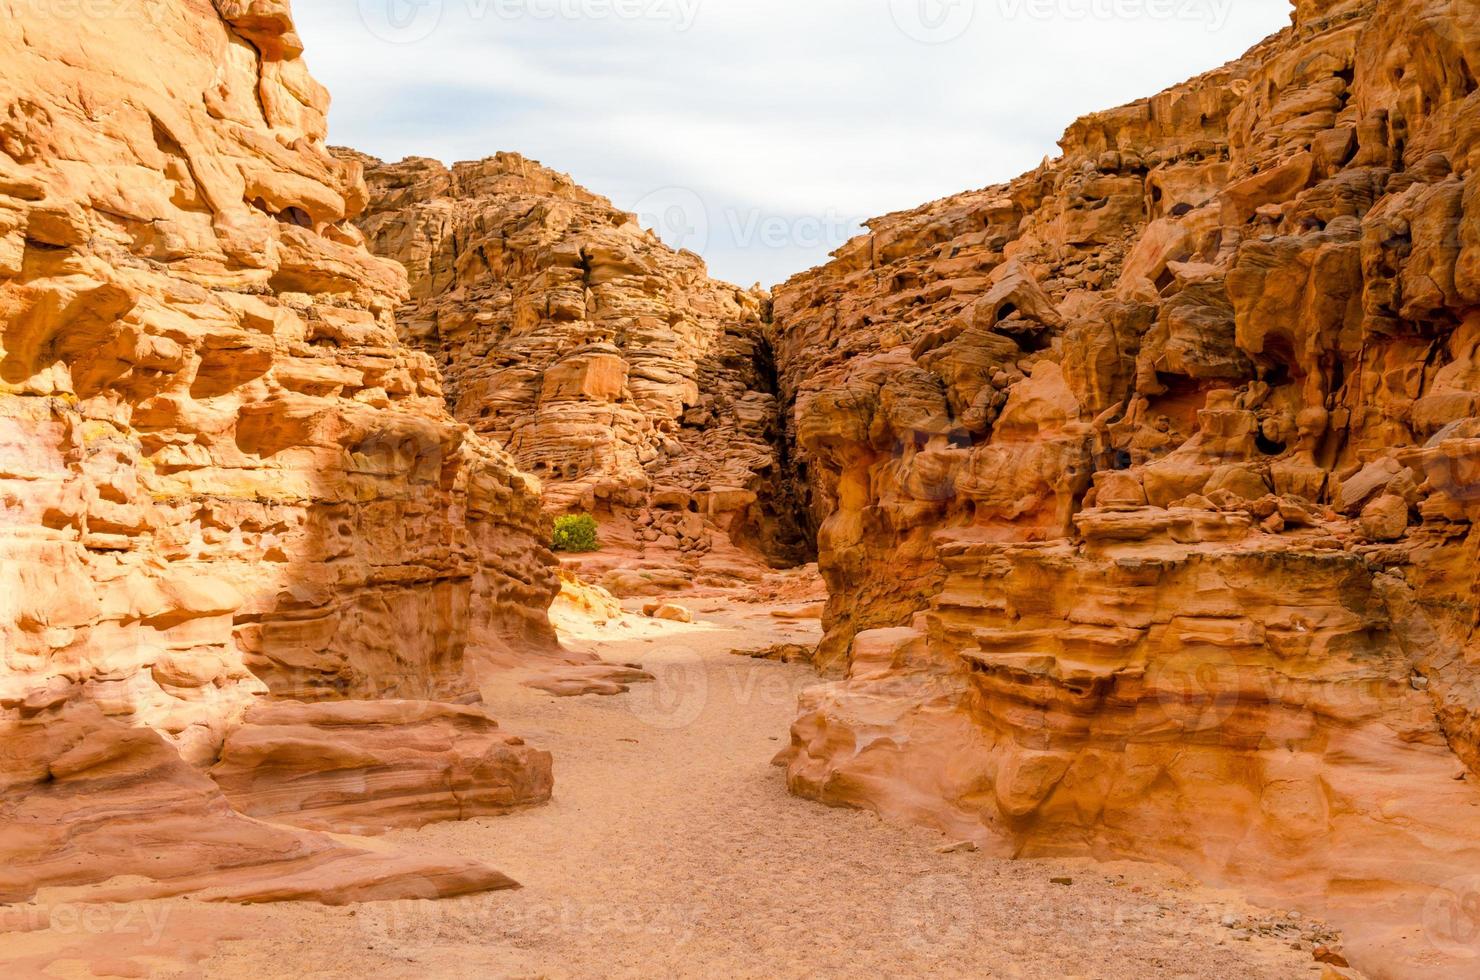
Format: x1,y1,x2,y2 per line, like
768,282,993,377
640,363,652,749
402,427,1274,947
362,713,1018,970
2,587,1334,978
160,594,1323,980
7,3,1480,977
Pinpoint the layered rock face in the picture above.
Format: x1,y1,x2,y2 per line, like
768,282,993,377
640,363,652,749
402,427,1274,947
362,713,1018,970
1,705,520,905
211,700,553,833
0,0,557,902
772,0,1480,972
347,152,811,581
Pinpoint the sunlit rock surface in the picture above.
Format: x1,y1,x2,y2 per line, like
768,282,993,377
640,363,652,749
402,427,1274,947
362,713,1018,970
346,150,813,591
771,1,1480,974
210,699,554,833
0,0,560,902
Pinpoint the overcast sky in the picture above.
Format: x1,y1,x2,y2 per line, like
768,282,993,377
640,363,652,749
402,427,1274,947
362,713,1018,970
296,0,1292,288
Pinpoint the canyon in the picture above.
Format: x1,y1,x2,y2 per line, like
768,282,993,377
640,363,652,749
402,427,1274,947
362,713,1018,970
1,0,1479,978
344,149,812,591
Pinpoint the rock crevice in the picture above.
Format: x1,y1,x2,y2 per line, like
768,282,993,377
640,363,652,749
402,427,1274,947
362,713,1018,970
344,150,814,585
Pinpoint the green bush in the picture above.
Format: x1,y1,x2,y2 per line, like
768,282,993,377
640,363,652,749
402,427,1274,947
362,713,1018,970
551,513,600,553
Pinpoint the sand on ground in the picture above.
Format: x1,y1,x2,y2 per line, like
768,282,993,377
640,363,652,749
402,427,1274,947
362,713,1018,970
1,592,1335,979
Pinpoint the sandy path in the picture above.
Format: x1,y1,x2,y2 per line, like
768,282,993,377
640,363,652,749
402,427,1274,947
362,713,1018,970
5,596,1333,979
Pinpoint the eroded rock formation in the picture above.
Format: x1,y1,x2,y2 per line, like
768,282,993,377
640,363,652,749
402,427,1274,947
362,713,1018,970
0,705,519,905
210,699,553,833
0,0,561,902
345,151,812,587
772,0,1480,974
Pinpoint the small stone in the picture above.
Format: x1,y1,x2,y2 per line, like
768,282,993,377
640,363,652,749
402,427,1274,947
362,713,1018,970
1313,946,1349,968
643,602,693,623
1051,876,1073,886
1359,494,1409,541
936,840,979,854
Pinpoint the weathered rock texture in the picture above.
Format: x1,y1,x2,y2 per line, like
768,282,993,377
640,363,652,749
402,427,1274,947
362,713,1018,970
210,700,553,833
772,0,1480,974
0,705,518,905
346,151,812,585
0,0,558,902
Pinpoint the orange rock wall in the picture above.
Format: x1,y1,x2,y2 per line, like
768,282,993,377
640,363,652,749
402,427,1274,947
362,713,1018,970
772,1,1480,973
0,0,557,902
348,152,812,573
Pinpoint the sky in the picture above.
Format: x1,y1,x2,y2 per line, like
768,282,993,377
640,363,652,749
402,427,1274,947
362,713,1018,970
295,0,1294,288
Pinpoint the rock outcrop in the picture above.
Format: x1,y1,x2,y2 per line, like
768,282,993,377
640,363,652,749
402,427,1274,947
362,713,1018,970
210,700,554,833
345,151,812,586
0,705,518,905
0,0,561,902
771,0,1480,974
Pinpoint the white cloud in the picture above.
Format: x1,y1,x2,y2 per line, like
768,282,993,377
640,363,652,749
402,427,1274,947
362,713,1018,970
297,0,1292,287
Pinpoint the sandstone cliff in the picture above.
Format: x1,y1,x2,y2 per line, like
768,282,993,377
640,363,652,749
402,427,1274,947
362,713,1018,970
771,0,1480,974
0,0,559,902
345,151,812,587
